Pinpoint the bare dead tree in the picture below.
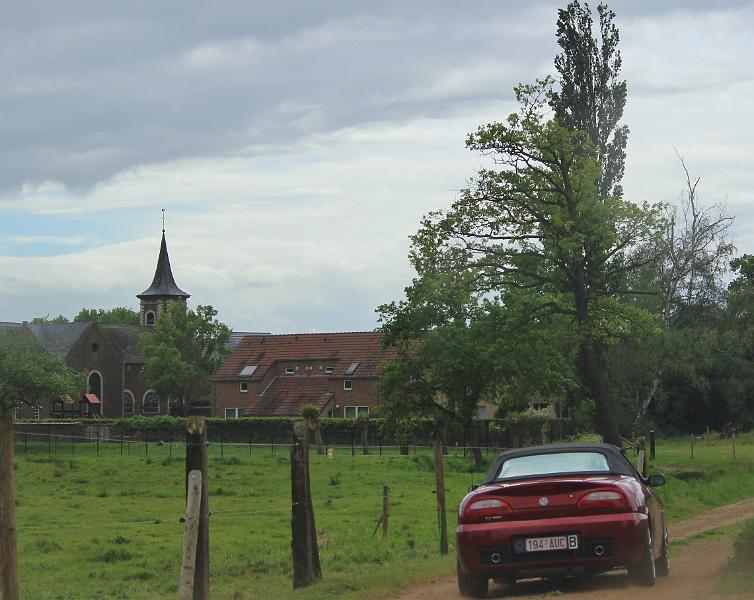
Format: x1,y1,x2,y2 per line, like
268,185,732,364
631,153,735,436
659,151,735,324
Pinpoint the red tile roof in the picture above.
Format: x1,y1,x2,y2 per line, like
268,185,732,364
82,393,101,404
242,376,335,417
214,331,395,381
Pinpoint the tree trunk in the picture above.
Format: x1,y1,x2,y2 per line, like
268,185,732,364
581,341,621,446
0,409,20,600
465,423,483,467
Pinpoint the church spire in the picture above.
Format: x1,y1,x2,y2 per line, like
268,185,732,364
137,215,190,326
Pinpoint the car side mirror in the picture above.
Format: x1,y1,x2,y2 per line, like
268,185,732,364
468,484,479,492
647,474,666,487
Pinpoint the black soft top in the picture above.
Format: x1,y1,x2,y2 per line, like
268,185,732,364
484,442,636,483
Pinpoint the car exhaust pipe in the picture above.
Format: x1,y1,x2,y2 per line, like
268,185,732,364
490,552,502,564
593,545,605,557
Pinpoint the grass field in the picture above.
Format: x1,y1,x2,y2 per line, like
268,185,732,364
10,433,754,600
717,517,754,595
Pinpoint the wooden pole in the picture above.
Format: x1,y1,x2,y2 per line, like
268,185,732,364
185,417,209,600
382,486,389,539
291,421,322,588
177,470,203,600
0,409,20,600
649,430,656,460
433,435,448,555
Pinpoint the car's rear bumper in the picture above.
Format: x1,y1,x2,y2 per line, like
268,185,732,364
456,512,648,575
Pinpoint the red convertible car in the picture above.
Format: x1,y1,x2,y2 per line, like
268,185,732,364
456,443,668,598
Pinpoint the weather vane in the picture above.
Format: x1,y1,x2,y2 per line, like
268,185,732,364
161,208,165,233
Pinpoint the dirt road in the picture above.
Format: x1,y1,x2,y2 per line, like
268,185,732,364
391,498,754,600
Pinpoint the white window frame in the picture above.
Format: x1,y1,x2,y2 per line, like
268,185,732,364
325,367,334,374
343,406,368,419
143,390,159,416
239,382,248,393
225,407,242,418
32,404,41,420
123,390,135,417
284,367,296,375
343,379,352,391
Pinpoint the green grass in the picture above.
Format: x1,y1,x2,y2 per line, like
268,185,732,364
10,434,754,599
645,434,754,521
716,518,754,595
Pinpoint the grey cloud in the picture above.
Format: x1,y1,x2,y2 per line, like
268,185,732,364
0,1,556,193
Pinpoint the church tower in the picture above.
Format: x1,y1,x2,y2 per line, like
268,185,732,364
137,221,190,326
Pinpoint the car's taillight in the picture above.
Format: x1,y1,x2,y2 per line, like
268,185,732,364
460,496,512,523
577,490,629,512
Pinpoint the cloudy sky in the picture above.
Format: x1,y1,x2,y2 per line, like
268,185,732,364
1,1,752,333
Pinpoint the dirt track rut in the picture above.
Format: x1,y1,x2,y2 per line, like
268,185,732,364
390,498,754,600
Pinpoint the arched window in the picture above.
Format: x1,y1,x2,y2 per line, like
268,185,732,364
145,311,156,326
123,390,135,417
88,371,103,401
143,390,159,416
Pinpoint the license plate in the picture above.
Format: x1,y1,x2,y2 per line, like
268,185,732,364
522,534,578,553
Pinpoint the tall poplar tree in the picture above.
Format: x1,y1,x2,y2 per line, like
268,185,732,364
550,1,629,201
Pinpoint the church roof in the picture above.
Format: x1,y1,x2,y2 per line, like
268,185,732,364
28,322,90,357
137,232,190,299
101,325,151,362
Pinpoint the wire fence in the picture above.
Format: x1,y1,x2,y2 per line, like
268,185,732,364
11,428,507,460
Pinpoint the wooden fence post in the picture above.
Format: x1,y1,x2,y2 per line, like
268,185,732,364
433,436,448,555
291,421,322,588
382,486,389,539
0,409,20,600
732,432,736,462
185,417,209,600
649,430,656,460
177,470,203,600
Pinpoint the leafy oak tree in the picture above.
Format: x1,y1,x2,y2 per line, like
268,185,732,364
409,79,663,445
140,302,231,408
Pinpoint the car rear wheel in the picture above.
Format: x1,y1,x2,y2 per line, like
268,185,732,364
628,534,656,587
655,526,670,577
457,559,489,598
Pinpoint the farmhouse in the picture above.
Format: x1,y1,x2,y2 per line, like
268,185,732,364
213,332,397,419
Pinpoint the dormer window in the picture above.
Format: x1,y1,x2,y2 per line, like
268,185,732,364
285,367,295,375
325,367,334,375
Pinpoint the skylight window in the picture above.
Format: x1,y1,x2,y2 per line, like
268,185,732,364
238,365,258,377
344,362,360,376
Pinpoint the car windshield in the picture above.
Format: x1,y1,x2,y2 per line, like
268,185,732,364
495,451,610,480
